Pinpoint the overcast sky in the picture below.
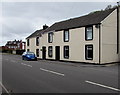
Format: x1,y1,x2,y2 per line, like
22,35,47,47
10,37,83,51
0,1,119,46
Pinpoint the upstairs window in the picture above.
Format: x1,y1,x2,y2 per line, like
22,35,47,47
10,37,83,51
85,26,93,40
48,46,52,57
85,45,93,60
48,32,53,43
64,46,69,59
27,39,29,46
36,37,39,46
64,29,69,42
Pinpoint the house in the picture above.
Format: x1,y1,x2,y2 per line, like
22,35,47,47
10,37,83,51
0,46,7,52
5,40,26,50
26,6,120,64
26,25,48,57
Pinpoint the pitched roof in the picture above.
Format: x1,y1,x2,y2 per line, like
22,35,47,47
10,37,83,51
26,29,44,39
45,8,116,32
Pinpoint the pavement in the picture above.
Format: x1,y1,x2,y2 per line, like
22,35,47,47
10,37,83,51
1,53,120,94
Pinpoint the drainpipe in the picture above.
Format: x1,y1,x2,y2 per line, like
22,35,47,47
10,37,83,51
99,23,101,64
117,3,120,90
117,2,119,54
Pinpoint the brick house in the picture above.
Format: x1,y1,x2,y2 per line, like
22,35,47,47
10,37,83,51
5,40,26,50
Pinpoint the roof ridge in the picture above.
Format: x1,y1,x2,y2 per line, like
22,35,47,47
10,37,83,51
55,7,116,24
26,29,44,39
45,7,116,32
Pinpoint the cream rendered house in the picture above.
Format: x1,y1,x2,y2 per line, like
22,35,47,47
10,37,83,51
26,30,41,57
26,7,120,64
26,25,49,57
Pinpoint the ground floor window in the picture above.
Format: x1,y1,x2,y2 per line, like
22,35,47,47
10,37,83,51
64,46,69,59
36,49,39,57
48,46,53,57
27,49,29,52
85,45,93,60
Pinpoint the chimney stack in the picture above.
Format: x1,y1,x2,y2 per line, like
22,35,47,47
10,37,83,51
43,24,48,30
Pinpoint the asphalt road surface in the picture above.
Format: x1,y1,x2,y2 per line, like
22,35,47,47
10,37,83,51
1,53,120,94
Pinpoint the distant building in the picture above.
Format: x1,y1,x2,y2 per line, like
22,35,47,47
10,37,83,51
0,46,7,51
5,40,26,50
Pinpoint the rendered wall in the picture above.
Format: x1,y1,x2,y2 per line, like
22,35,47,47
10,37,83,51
101,9,119,63
26,37,40,58
39,25,100,64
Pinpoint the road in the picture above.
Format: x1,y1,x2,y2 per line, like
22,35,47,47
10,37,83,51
1,53,120,94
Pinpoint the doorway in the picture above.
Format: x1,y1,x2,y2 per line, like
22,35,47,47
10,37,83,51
42,47,46,60
55,46,60,60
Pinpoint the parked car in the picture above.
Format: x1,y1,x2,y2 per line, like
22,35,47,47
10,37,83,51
22,52,37,61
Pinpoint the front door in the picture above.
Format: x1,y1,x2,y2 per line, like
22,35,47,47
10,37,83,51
55,46,60,60
42,47,46,60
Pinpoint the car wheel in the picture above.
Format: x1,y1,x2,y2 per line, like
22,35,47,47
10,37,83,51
35,58,37,61
22,57,24,60
25,57,29,61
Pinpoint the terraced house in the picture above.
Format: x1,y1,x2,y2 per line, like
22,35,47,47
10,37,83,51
26,6,120,64
26,25,48,57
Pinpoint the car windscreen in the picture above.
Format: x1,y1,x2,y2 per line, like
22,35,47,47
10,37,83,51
27,52,35,55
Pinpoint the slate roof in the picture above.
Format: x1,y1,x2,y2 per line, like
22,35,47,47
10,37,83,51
26,29,44,39
5,40,24,46
45,8,116,32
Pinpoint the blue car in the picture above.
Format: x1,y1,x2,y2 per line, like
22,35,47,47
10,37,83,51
22,52,37,61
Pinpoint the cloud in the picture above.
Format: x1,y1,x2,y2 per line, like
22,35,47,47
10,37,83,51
2,16,33,45
1,2,117,46
1,0,119,2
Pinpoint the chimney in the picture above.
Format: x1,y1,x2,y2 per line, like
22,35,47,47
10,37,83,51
43,24,48,30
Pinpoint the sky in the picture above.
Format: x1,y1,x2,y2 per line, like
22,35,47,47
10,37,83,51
0,0,119,46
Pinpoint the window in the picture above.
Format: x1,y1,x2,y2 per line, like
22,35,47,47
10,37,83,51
18,45,20,48
36,49,39,57
36,37,39,46
27,49,30,52
27,39,29,46
64,46,69,59
48,46,52,57
48,32,53,43
85,45,93,60
64,30,69,42
85,26,93,40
